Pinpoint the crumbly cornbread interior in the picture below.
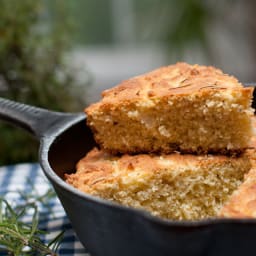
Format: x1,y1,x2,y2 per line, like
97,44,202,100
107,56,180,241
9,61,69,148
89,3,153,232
219,122,256,218
65,148,251,220
88,91,253,154
86,63,253,154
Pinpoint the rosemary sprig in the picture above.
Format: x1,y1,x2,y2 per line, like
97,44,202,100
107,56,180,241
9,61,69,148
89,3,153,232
0,184,64,256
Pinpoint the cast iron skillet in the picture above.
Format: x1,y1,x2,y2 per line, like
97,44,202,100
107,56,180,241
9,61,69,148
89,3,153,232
0,91,256,256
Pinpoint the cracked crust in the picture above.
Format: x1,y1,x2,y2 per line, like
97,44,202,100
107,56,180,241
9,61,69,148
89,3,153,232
88,62,248,104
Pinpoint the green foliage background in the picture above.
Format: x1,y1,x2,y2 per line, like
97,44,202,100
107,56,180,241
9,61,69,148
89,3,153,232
0,0,88,165
0,0,213,165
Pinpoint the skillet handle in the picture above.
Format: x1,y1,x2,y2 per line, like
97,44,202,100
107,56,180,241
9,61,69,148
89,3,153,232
0,97,74,140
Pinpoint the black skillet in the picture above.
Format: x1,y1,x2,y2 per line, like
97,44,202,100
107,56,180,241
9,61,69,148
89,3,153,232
0,92,256,256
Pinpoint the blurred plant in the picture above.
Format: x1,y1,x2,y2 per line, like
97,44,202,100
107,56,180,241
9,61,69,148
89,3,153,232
0,0,89,165
135,0,212,60
164,0,211,59
0,198,63,256
0,183,63,256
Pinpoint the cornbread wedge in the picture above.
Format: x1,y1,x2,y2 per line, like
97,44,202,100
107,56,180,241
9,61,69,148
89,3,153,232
65,148,251,220
86,62,254,155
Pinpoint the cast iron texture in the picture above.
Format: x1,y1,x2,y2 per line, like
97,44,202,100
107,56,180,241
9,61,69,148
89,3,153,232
0,88,255,256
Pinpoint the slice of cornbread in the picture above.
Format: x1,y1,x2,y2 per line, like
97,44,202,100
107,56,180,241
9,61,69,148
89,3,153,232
65,148,251,220
86,62,254,155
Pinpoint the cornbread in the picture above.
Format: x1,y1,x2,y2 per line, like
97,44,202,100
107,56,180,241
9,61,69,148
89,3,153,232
219,160,256,218
86,62,254,155
65,148,251,220
219,118,256,218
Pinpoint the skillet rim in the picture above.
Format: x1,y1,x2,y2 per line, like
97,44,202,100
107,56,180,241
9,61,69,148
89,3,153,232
38,115,256,228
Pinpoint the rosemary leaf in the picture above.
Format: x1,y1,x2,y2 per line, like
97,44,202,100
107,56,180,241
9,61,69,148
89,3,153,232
0,187,64,256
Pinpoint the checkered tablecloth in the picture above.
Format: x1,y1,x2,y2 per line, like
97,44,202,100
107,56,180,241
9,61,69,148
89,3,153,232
0,163,90,256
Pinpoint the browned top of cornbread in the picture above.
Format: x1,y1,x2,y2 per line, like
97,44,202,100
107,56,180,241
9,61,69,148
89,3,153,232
65,147,245,195
86,62,252,113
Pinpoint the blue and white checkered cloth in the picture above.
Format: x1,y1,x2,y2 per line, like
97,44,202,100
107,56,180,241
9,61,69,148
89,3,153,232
0,163,90,256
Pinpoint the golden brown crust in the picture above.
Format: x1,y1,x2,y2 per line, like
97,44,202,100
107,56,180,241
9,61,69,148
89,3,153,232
66,148,240,194
86,62,252,113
